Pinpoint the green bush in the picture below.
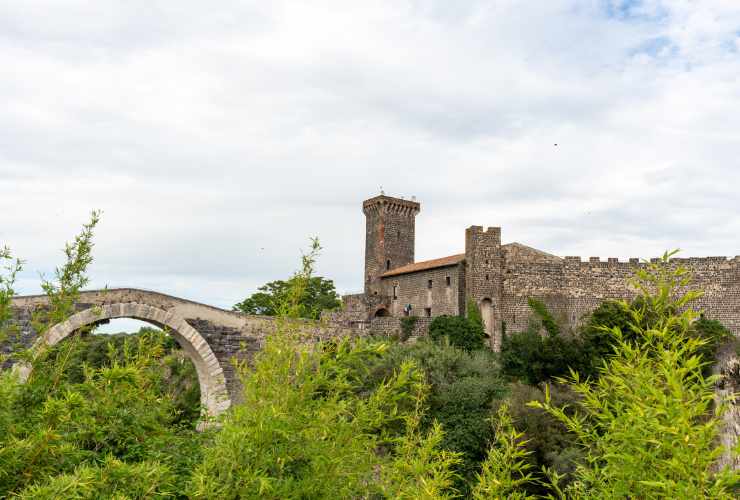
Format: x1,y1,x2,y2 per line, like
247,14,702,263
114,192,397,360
495,382,583,495
500,303,588,385
188,333,459,499
360,338,507,493
532,252,740,498
580,300,734,378
0,333,205,497
429,315,486,351
17,456,178,499
400,315,418,341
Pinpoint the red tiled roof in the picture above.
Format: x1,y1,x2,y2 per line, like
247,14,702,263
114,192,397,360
381,254,465,278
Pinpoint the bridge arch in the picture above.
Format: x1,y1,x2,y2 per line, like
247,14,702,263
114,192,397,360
17,302,231,419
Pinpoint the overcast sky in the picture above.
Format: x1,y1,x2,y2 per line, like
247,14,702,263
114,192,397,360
1,1,739,315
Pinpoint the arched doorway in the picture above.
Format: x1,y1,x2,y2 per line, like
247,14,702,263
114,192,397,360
374,308,391,318
480,298,494,339
15,302,231,420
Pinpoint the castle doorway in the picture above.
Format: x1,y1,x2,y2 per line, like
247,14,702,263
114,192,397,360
480,299,494,338
374,308,391,318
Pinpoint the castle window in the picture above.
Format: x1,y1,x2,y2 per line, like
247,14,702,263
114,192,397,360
485,259,489,265
424,307,432,317
393,285,398,300
386,259,391,270
397,230,401,239
485,274,489,281
446,276,451,287
427,279,433,289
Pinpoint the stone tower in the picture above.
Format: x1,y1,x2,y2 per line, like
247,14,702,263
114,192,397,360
465,226,503,349
363,195,421,296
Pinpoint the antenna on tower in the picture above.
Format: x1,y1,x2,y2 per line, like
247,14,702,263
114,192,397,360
380,185,385,195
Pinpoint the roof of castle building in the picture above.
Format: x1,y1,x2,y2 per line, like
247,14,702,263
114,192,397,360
381,253,465,278
380,243,560,278
502,242,562,263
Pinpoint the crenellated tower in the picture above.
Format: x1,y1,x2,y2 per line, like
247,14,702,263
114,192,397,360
465,226,503,349
363,195,420,296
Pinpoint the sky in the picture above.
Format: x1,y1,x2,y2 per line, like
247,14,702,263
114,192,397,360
1,1,739,322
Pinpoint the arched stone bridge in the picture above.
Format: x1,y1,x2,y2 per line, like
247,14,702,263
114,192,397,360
6,288,357,418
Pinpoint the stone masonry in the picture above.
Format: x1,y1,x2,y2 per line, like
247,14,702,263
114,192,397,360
349,195,740,351
6,288,360,418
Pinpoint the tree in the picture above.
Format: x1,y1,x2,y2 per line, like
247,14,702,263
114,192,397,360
234,276,341,320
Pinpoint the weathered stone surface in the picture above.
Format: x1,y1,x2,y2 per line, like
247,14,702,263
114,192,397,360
5,289,363,417
347,194,739,468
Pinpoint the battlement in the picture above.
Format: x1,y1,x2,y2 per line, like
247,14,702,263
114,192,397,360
362,195,420,216
466,225,501,235
465,225,502,247
562,255,740,267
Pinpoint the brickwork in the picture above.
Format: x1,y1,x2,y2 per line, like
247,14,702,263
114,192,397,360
369,316,432,339
382,263,464,318
349,194,740,344
501,256,740,337
363,195,420,296
5,288,363,416
465,226,504,348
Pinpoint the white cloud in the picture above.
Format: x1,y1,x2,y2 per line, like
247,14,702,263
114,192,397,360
1,0,738,312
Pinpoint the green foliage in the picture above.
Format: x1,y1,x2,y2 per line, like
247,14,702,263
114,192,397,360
500,301,587,385
32,211,101,336
472,405,539,499
466,298,484,330
233,239,341,320
0,332,205,497
0,246,23,353
17,456,178,499
192,237,460,499
189,332,458,498
497,382,583,495
400,315,418,340
429,315,486,352
0,214,204,499
527,298,560,337
580,299,734,378
31,328,203,428
531,251,740,498
233,276,340,319
359,338,507,493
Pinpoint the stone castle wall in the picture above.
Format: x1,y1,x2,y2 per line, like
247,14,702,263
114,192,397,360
501,256,740,336
383,263,465,318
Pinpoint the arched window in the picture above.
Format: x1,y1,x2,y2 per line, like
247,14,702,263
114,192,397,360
386,259,391,270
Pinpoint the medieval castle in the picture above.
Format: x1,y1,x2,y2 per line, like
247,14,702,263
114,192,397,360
341,194,740,349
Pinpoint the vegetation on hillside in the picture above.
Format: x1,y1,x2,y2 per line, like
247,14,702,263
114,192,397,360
0,217,737,498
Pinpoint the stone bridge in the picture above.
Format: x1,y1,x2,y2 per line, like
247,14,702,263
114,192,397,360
6,288,358,418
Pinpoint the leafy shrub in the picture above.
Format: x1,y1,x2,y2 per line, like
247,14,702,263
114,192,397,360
532,252,740,498
527,298,560,337
360,338,507,493
495,382,583,495
500,309,588,385
188,332,459,499
472,405,539,500
429,315,486,352
580,300,734,378
0,333,205,497
16,456,177,499
400,315,418,341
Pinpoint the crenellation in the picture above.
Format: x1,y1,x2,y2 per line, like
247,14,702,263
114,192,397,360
348,194,738,348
